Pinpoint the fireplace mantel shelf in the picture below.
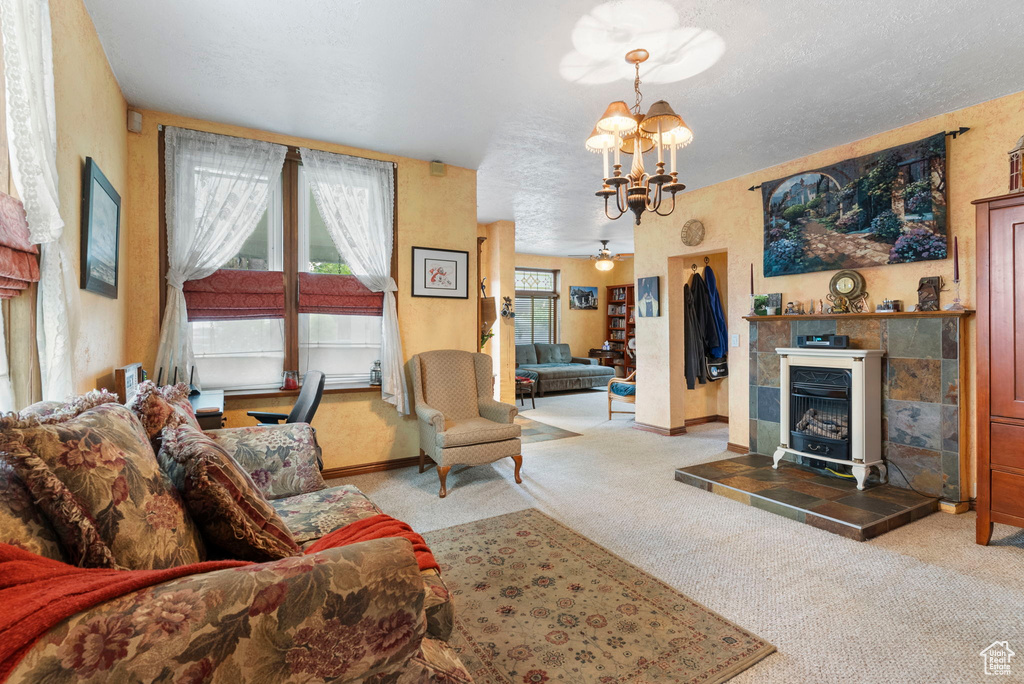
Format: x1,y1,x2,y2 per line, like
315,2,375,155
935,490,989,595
743,310,974,322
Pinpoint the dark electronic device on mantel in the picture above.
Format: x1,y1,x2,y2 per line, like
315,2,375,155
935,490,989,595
796,334,849,349
188,366,200,397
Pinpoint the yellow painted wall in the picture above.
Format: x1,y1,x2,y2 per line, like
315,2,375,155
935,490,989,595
514,253,634,356
480,221,516,403
124,112,478,471
636,88,1024,485
50,0,129,394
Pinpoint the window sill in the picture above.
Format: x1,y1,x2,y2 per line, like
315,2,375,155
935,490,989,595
223,384,382,400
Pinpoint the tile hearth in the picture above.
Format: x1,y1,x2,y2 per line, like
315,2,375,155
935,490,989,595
675,454,937,541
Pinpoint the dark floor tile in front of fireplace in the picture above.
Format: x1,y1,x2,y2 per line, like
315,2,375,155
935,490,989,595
675,456,938,541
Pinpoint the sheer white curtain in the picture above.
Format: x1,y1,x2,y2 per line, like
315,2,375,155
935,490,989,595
299,148,407,414
156,127,286,388
0,0,73,402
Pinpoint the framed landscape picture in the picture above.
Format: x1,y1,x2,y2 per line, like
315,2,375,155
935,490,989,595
569,286,598,310
760,133,947,276
80,157,121,298
411,246,468,298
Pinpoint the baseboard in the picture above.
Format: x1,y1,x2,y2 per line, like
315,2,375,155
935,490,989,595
685,414,729,427
322,454,433,480
632,421,687,436
726,442,749,454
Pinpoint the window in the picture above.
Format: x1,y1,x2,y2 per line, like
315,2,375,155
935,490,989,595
514,268,558,344
174,147,393,391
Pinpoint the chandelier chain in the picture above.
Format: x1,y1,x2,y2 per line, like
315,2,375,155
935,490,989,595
632,61,643,114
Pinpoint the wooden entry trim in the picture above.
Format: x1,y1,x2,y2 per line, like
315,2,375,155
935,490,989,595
726,442,748,454
685,415,729,427
632,414,728,436
322,454,434,481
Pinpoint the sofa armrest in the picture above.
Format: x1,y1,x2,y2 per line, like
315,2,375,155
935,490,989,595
246,411,288,424
478,398,517,424
204,423,326,499
571,356,597,365
11,538,427,684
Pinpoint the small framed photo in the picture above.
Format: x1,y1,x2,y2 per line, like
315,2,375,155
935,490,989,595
80,157,121,298
411,246,469,298
636,276,660,317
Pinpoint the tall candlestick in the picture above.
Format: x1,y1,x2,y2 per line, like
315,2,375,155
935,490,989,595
750,263,754,295
657,121,663,165
613,124,621,168
602,144,609,179
953,236,959,282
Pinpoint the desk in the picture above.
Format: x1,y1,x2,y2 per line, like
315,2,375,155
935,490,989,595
189,389,225,430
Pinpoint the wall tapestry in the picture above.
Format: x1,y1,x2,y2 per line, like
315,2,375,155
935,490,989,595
761,132,947,276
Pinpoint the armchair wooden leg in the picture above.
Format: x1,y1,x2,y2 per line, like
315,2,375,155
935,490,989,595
419,449,426,473
437,466,451,498
511,455,523,484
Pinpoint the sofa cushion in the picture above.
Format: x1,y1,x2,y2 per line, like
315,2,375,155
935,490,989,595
163,423,300,562
518,363,615,379
1,402,203,569
127,381,201,441
515,343,538,365
204,423,325,500
436,416,521,448
0,463,64,561
273,484,382,544
535,343,572,364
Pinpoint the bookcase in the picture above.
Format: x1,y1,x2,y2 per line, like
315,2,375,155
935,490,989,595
605,284,635,375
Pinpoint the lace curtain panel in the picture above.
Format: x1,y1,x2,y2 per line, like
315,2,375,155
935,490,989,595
155,127,286,387
299,147,407,414
0,0,71,403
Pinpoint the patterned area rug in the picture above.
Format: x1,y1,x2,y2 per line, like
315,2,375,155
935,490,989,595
424,509,774,683
515,416,580,445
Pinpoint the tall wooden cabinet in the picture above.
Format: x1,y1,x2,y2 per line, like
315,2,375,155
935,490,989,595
975,191,1024,544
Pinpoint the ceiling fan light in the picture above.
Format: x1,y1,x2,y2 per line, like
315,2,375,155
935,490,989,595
595,257,615,271
596,101,638,134
585,125,617,153
639,100,683,134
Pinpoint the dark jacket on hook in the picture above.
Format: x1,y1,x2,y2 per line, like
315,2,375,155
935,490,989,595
704,266,728,358
683,283,705,390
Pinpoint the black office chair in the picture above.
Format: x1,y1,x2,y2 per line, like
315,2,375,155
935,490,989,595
248,370,326,426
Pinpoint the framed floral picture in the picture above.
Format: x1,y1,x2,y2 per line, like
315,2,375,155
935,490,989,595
411,246,468,298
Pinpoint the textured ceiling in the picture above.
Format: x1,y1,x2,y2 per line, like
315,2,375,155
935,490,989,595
83,0,1024,257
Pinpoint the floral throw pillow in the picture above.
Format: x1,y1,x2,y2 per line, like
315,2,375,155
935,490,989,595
126,381,201,441
0,461,66,562
162,423,301,562
1,402,205,569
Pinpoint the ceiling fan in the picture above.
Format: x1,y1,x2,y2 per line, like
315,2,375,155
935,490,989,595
569,240,633,271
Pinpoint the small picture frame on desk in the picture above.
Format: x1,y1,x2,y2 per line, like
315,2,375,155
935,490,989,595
113,363,143,403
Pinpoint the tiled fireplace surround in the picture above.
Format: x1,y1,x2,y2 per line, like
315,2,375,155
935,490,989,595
748,314,966,503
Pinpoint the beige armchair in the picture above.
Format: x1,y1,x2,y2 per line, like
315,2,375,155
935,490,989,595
411,350,523,498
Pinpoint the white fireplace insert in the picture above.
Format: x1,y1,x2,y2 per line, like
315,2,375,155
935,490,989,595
772,347,886,490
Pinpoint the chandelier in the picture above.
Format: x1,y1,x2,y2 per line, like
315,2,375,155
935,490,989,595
586,49,693,225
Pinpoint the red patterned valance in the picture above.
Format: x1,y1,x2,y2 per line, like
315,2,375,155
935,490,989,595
298,272,383,317
0,192,39,299
183,269,284,321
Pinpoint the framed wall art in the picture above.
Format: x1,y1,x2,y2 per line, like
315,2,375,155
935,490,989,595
411,246,469,298
80,157,121,298
760,133,947,276
636,276,660,317
569,286,598,310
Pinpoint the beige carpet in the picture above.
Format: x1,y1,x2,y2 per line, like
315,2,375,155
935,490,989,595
333,389,1024,683
424,508,774,683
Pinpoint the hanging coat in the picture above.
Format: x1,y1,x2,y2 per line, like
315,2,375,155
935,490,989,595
689,272,718,359
683,283,706,390
704,266,728,358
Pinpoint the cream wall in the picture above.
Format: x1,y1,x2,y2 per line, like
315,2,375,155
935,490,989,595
480,221,516,403
124,112,478,471
635,89,1024,474
51,0,129,394
514,253,634,356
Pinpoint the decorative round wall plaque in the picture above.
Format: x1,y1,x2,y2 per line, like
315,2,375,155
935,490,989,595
680,219,705,246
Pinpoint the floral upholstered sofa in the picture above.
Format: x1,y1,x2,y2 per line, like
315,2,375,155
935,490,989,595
0,386,471,683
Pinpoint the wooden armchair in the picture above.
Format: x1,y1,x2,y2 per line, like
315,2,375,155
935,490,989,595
607,371,636,420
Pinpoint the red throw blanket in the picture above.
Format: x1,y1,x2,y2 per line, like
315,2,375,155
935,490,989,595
0,513,438,680
0,544,249,682
304,513,440,571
